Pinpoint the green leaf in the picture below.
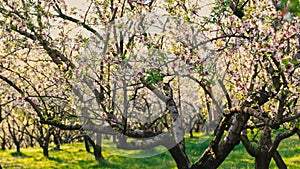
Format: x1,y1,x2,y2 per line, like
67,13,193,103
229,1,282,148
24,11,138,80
27,22,35,30
83,38,89,44
144,69,164,85
225,0,230,5
282,58,290,65
185,15,191,23
280,0,288,9
289,0,299,12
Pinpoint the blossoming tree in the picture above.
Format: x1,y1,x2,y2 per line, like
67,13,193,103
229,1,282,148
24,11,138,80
0,0,299,169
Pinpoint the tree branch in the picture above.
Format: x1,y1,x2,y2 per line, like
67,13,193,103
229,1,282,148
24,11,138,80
53,1,103,40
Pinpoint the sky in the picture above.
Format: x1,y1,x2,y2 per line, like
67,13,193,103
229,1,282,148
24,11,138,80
65,0,213,16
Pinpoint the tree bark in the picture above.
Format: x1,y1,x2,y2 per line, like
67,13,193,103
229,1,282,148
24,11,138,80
86,135,104,161
43,146,49,157
190,129,194,138
43,131,51,157
273,150,287,169
254,127,272,169
168,142,190,169
94,144,103,161
16,142,21,153
95,133,104,161
53,133,61,150
41,126,53,157
192,107,250,169
0,126,6,150
1,140,5,150
255,153,272,169
84,135,91,153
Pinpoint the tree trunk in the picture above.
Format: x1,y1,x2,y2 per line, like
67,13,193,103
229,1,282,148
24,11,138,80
255,153,272,169
95,133,104,161
94,144,103,161
192,107,250,169
273,150,287,169
254,126,273,169
113,135,117,143
42,127,52,157
190,129,194,138
29,136,35,147
16,142,20,153
1,139,6,150
1,142,5,150
86,135,104,161
53,134,61,150
205,123,209,135
43,146,49,157
0,127,6,150
42,138,50,157
84,135,90,153
168,142,190,169
195,122,200,133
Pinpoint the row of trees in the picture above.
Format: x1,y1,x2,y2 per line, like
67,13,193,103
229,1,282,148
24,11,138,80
0,0,299,169
0,110,80,156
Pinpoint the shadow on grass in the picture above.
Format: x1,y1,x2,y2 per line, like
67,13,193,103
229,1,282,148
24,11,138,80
10,152,31,158
2,164,24,169
50,147,61,151
47,156,63,163
103,152,175,169
75,158,120,168
98,158,120,168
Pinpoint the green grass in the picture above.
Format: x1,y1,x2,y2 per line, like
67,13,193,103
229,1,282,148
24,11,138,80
0,133,299,169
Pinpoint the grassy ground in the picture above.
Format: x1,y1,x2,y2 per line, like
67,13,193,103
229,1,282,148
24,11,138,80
0,133,299,169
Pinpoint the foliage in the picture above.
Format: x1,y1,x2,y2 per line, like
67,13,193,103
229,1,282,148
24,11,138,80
280,0,300,15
